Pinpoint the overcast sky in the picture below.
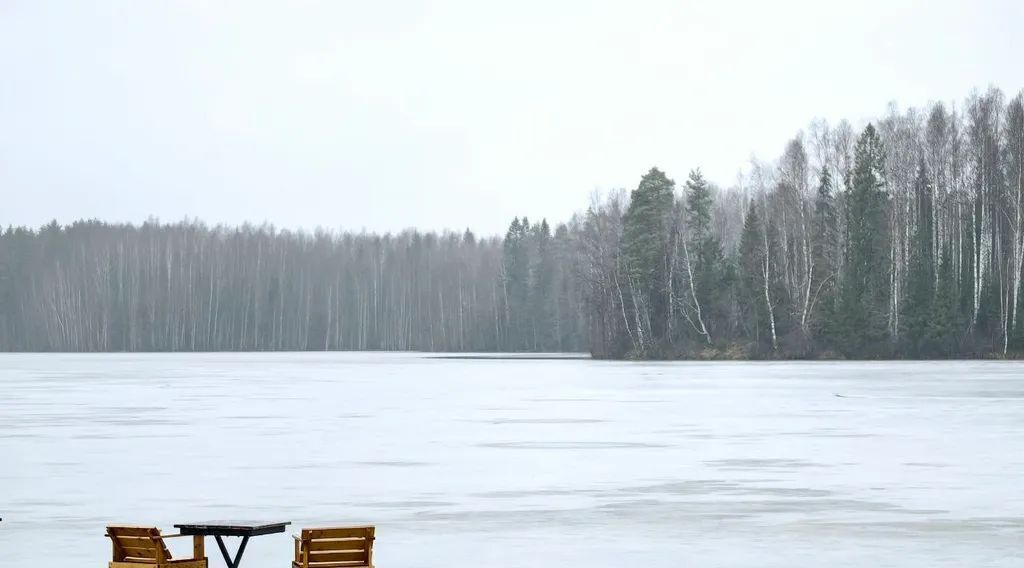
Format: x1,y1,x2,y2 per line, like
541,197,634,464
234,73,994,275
1,1,1021,235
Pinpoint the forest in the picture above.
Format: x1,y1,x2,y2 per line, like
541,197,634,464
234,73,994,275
1,86,1023,359
0,221,586,353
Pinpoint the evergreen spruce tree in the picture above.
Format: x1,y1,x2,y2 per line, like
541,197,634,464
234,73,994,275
682,169,727,345
529,219,556,350
928,248,960,356
838,124,891,357
621,167,675,352
958,208,976,333
810,169,839,349
976,278,1001,350
903,160,935,355
686,169,714,241
502,217,530,350
552,223,578,352
738,203,764,349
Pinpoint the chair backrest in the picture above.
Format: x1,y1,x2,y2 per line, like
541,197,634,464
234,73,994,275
299,526,375,567
106,526,172,564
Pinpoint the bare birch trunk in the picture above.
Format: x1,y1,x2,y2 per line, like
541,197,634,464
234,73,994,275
681,239,711,345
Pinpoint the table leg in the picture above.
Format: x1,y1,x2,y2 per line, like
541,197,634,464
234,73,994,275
234,536,249,566
193,535,205,560
214,535,250,568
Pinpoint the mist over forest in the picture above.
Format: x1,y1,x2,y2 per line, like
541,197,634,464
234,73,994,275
3,86,1023,359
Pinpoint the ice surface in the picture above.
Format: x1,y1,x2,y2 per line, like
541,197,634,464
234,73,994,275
1,353,1022,567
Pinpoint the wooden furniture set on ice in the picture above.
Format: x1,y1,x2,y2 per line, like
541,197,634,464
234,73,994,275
105,522,375,568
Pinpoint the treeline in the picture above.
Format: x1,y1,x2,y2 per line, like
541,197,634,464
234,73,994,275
579,87,1024,358
2,86,1022,358
0,221,586,352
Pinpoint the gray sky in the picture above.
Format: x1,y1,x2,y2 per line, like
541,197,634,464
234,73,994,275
2,1,1021,236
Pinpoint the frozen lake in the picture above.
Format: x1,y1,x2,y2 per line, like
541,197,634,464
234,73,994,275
1,353,1022,567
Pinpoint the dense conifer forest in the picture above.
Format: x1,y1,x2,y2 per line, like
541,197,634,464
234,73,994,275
2,87,1023,358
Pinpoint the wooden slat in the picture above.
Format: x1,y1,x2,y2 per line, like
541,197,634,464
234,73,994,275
108,526,161,537
116,536,161,548
110,556,205,567
307,562,368,568
307,538,367,552
303,527,374,540
120,546,159,558
309,550,366,563
115,538,164,557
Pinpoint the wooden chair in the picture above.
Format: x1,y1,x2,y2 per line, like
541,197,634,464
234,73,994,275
292,526,375,568
106,526,208,568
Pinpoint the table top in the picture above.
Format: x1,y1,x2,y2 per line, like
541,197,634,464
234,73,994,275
174,521,291,537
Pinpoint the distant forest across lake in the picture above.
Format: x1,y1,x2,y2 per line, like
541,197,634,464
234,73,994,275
3,86,1024,359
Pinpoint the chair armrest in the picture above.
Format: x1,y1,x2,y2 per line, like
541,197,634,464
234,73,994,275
293,534,301,541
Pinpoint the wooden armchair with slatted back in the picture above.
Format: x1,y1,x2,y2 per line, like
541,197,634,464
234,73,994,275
106,526,208,568
292,526,375,568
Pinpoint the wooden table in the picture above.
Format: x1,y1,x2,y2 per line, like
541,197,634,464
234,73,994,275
174,521,290,568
